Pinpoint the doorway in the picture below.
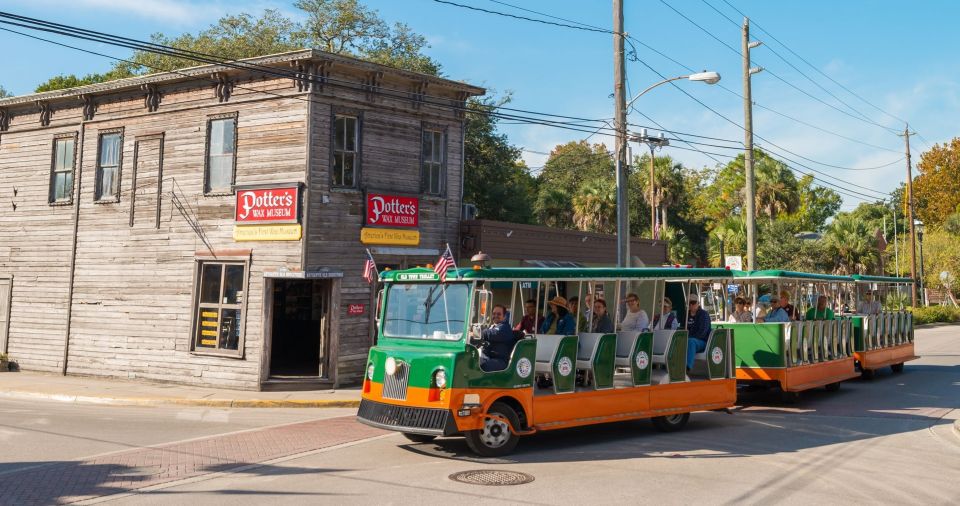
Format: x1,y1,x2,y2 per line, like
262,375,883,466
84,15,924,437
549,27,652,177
269,279,330,377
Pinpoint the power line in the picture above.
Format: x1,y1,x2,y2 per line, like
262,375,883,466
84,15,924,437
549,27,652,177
718,0,908,125
431,0,610,33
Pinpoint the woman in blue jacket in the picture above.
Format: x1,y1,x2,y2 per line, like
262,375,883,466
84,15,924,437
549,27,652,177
540,296,576,335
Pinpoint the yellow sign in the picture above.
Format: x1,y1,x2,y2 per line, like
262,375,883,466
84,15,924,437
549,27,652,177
360,227,420,246
234,224,302,241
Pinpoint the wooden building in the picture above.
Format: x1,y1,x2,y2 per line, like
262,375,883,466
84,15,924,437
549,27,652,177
0,49,483,390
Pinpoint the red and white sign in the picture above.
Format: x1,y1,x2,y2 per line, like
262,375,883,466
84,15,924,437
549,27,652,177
235,186,300,224
347,304,366,315
366,193,419,228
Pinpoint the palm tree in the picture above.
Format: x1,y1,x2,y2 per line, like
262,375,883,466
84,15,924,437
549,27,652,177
534,187,573,229
708,216,747,267
572,179,616,233
824,214,878,274
754,161,799,219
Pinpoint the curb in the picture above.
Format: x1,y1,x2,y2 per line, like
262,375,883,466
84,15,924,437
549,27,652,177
0,390,361,409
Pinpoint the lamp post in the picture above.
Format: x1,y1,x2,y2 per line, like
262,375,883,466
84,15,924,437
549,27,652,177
624,71,720,247
916,220,926,306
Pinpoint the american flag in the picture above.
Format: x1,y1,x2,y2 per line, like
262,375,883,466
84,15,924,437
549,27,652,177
434,244,457,281
362,249,378,284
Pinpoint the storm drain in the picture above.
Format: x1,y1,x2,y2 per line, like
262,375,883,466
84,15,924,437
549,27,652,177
449,470,535,486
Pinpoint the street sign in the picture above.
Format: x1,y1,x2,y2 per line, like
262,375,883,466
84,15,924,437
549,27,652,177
725,255,743,271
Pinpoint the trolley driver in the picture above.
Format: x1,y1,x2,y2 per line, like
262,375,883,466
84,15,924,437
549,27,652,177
470,304,518,372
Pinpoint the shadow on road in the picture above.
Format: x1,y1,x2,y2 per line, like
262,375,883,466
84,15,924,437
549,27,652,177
402,363,959,464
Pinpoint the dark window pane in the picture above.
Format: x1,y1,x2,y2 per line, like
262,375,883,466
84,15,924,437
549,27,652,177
219,308,241,350
342,154,354,186
333,153,344,185
345,117,356,151
422,131,432,159
200,264,222,304
334,117,345,150
197,308,219,348
224,265,245,304
433,132,442,161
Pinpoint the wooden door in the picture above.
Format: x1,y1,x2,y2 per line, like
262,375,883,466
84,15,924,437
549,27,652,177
130,136,164,228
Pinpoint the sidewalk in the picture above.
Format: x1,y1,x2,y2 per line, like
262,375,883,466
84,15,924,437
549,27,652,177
0,371,361,408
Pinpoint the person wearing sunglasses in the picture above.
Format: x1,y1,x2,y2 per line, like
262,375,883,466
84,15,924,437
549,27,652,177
651,297,679,330
620,293,650,332
686,298,711,371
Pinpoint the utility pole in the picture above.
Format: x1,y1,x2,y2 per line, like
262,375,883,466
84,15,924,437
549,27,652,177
613,0,629,268
742,18,763,270
900,124,918,306
635,129,669,239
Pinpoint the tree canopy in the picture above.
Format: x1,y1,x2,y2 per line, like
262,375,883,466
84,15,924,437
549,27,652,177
914,137,960,228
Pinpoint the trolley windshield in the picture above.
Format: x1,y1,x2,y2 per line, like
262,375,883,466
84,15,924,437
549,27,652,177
382,282,468,340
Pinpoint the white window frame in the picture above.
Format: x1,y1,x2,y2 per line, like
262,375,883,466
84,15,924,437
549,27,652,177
94,129,123,202
49,133,77,204
204,113,238,195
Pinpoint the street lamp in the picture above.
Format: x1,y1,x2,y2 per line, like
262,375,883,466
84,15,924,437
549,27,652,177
915,219,926,306
623,71,721,247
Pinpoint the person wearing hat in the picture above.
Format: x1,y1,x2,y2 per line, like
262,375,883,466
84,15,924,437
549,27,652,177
540,295,575,335
762,295,790,323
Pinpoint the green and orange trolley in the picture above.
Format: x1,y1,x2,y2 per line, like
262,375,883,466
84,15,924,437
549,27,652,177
357,266,737,456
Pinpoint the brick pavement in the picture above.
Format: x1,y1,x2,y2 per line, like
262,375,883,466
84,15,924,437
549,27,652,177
0,416,385,505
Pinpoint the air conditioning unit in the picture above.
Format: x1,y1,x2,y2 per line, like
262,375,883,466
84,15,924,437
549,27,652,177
461,203,478,221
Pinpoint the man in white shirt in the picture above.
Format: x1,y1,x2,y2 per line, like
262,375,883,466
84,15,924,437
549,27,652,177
857,291,882,315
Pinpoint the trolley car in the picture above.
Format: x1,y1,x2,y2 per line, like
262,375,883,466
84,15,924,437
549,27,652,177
849,274,918,377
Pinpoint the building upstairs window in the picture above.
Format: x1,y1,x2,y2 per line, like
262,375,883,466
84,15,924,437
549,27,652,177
193,261,246,354
95,131,122,202
49,135,76,204
421,129,445,196
333,115,358,188
205,116,237,194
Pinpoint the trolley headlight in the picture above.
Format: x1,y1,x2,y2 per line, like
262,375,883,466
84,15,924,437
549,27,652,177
434,368,447,389
367,363,375,380
385,357,397,376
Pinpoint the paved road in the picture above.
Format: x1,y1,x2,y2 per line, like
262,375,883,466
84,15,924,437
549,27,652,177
4,326,959,504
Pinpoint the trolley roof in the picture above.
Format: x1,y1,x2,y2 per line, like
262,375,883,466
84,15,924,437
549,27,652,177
731,269,853,282
379,266,735,282
851,274,915,284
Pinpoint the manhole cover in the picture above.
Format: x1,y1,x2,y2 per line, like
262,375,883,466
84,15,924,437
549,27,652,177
449,470,535,486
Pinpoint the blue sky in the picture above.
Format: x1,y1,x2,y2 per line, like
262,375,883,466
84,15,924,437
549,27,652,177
3,0,958,211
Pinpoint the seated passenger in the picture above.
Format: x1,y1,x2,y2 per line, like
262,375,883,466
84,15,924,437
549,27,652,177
471,304,518,372
805,295,836,321
651,297,679,330
686,298,711,370
589,299,615,333
621,293,650,331
761,296,790,322
514,298,544,334
728,297,754,322
540,296,575,335
567,296,589,331
857,291,882,315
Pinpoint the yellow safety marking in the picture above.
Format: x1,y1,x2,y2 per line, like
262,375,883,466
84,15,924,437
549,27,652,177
200,339,217,346
201,311,218,318
201,329,218,336
201,321,218,327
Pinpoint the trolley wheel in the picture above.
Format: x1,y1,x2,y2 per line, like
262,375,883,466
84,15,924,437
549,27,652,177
651,413,690,432
780,390,801,404
891,362,905,373
824,382,841,392
401,433,437,443
861,368,875,380
465,401,520,457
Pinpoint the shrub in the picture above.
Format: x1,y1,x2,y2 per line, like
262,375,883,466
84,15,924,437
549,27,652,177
909,305,960,325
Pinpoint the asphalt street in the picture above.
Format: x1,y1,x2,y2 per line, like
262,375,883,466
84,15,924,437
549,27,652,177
3,326,959,505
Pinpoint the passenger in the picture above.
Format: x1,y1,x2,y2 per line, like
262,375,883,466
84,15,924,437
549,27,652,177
471,304,517,372
728,297,754,322
754,294,771,320
567,296,589,331
583,293,594,321
651,297,679,330
540,296,576,335
780,291,800,321
805,295,836,321
686,298,711,370
761,296,790,322
621,292,651,331
590,299,615,333
513,298,544,334
857,291,882,315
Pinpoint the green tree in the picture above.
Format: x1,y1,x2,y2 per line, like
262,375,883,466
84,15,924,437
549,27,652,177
757,220,831,272
823,213,879,274
533,141,612,230
34,1,440,92
708,216,747,267
700,149,800,223
783,175,842,233
534,187,573,229
572,178,616,234
462,96,535,223
0,85,11,98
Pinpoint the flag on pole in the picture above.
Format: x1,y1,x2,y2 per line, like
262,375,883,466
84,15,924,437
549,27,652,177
434,244,458,281
362,249,378,284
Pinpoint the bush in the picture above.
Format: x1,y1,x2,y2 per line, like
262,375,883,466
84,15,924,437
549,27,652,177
910,305,960,325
